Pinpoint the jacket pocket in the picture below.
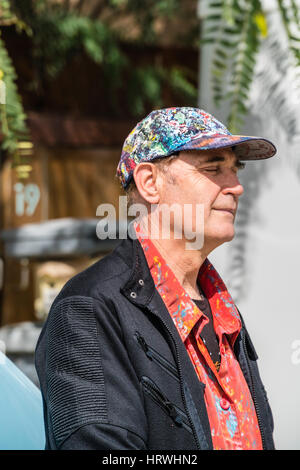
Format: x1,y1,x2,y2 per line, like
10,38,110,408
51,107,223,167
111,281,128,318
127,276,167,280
141,375,193,435
135,331,180,383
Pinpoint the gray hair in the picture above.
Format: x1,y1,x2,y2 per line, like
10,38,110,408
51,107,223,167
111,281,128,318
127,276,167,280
124,153,180,206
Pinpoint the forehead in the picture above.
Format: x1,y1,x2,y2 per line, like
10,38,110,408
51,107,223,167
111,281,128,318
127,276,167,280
178,148,238,166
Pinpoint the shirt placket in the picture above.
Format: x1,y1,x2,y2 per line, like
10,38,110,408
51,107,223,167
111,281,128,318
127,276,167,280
193,327,244,449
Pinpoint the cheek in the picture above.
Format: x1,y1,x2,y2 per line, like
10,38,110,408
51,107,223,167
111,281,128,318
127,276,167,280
161,177,185,204
193,185,219,216
160,184,179,205
161,176,219,213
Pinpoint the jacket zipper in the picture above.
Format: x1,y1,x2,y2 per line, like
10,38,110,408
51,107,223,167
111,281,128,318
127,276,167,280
241,330,266,450
143,305,204,450
135,332,180,383
141,376,193,435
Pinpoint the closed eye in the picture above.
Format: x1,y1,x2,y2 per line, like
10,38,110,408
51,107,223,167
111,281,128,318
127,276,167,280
203,167,220,173
200,162,246,174
202,167,220,173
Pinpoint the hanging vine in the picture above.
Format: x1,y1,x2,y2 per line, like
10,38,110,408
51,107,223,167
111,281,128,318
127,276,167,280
201,0,300,132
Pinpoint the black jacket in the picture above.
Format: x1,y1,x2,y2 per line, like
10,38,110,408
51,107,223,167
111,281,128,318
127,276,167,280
35,235,275,450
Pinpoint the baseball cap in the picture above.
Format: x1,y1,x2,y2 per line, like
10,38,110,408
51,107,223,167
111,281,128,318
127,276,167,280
116,107,277,189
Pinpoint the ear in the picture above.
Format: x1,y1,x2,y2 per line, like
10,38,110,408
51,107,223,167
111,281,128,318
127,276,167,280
133,162,161,204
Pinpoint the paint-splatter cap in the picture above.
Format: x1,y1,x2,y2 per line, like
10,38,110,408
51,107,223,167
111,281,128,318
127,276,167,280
116,107,276,189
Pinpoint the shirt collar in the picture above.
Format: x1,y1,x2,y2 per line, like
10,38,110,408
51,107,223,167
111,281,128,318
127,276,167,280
197,259,241,343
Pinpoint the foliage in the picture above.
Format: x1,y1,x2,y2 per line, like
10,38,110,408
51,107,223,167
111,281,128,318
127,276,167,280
0,0,198,157
0,0,30,157
26,0,197,113
0,0,299,155
201,0,300,132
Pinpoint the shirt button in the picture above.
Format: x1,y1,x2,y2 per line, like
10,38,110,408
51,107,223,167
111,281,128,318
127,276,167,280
130,291,137,298
138,279,144,286
220,398,230,410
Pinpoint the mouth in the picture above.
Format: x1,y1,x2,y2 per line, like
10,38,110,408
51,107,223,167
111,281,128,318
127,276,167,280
213,208,236,216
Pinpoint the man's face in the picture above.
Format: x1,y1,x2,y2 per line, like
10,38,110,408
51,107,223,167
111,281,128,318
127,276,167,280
158,148,245,251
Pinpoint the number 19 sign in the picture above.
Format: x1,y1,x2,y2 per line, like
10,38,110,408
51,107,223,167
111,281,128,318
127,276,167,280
14,183,41,217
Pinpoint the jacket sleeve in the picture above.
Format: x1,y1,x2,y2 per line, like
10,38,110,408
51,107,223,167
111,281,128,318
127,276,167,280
35,295,147,450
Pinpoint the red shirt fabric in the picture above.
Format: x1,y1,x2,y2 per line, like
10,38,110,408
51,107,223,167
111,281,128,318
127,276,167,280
135,223,263,450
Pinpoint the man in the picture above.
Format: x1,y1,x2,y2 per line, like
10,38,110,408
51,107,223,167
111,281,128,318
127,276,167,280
35,107,276,450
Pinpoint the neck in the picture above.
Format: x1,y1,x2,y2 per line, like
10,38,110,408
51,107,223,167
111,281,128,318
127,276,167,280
153,238,206,300
137,215,212,300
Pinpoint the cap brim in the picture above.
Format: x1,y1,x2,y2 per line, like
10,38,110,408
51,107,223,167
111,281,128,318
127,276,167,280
175,134,277,161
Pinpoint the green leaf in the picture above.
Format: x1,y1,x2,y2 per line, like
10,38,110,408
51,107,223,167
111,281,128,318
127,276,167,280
206,14,223,22
212,59,227,69
208,2,223,8
215,47,228,59
220,38,239,48
83,38,103,63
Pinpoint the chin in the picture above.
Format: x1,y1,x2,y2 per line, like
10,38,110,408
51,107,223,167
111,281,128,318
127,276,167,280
221,227,235,241
208,228,235,246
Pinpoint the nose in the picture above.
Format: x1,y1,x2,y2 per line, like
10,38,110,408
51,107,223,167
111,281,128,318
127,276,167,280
222,171,244,197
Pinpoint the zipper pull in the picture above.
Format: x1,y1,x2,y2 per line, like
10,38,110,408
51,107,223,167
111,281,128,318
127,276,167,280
164,401,183,426
136,333,153,360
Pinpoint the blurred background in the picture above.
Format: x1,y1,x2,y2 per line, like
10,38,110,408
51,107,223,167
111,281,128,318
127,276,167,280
0,0,299,450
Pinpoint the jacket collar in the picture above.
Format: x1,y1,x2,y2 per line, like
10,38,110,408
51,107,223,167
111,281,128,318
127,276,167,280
120,233,157,307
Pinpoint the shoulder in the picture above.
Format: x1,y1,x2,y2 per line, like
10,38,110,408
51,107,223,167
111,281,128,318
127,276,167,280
35,238,134,354
50,237,133,309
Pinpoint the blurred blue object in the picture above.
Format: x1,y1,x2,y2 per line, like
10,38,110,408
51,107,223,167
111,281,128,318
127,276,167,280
0,351,45,450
